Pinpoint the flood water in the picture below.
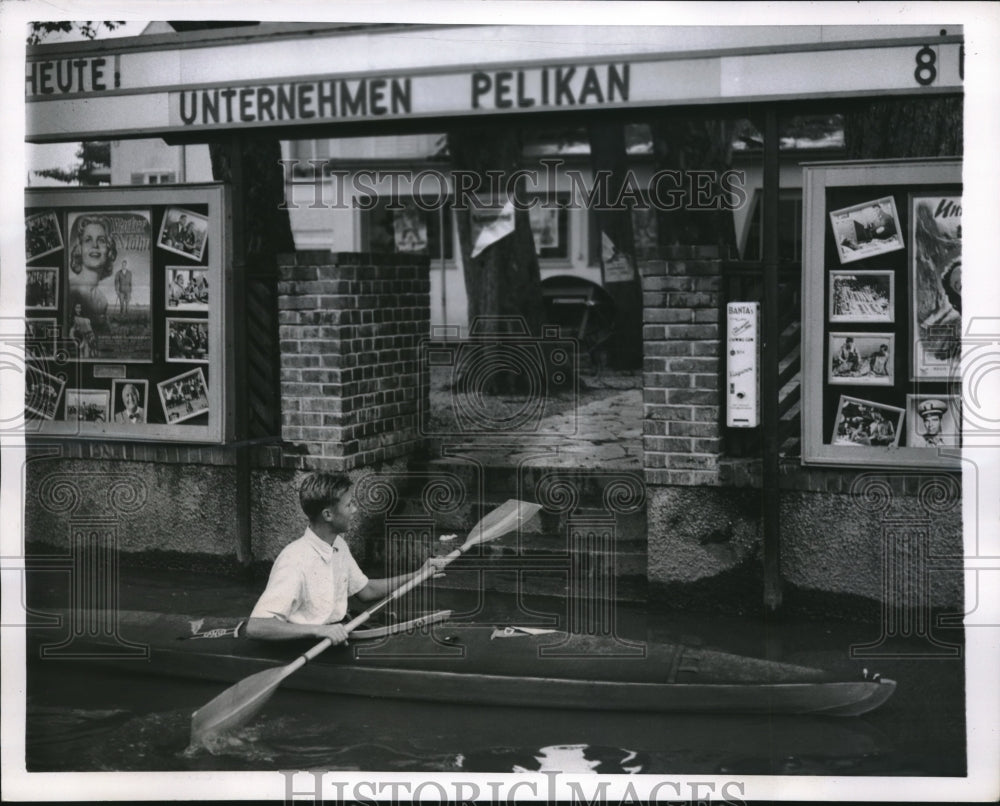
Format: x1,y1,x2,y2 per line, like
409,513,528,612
22,568,966,776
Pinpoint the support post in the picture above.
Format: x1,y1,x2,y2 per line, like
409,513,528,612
761,107,783,610
228,136,252,567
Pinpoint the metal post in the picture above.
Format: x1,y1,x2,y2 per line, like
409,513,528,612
440,205,447,325
761,107,783,610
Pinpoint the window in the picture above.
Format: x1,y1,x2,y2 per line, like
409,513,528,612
741,190,803,262
131,172,177,185
801,159,961,468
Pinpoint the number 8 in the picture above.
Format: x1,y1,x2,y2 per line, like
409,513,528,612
915,45,937,86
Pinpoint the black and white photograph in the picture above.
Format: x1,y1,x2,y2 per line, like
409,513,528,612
157,207,209,261
63,388,111,423
111,379,149,425
829,196,904,264
157,367,209,423
25,317,58,358
25,209,63,261
906,394,961,448
166,318,209,363
828,332,895,385
166,267,209,310
25,266,58,310
392,203,428,253
830,395,905,448
911,194,962,380
829,269,894,322
8,7,996,805
24,364,65,419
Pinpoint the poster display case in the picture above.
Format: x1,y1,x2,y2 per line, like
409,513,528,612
23,184,231,443
802,159,961,468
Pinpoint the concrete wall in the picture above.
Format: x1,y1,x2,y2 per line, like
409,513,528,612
646,467,964,611
23,455,389,569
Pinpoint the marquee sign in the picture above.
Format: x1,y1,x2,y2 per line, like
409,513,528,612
25,29,963,142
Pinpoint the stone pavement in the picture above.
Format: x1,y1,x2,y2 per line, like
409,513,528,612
429,387,643,469
505,388,643,468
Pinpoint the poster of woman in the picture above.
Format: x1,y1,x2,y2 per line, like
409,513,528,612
911,194,962,380
64,210,153,362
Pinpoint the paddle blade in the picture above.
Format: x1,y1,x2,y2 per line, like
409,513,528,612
190,664,290,745
464,499,541,549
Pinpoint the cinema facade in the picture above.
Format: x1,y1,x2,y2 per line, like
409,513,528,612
23,23,970,629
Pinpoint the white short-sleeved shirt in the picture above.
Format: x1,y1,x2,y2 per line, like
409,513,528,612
250,529,369,625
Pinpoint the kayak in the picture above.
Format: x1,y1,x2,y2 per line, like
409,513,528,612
28,609,895,717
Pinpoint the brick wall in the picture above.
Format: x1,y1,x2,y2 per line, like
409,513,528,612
640,247,723,486
276,251,431,470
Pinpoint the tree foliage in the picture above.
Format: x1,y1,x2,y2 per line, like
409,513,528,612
34,141,111,186
27,21,125,45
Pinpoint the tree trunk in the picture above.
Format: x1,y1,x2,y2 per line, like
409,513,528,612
587,122,643,370
208,139,296,269
447,125,546,393
649,115,738,254
844,96,963,158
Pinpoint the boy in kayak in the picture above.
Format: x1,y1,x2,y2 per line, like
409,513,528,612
246,472,446,645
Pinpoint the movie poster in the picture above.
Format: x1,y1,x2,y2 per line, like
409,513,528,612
528,206,560,253
830,395,905,448
911,194,962,380
64,210,153,362
829,196,904,264
393,203,429,253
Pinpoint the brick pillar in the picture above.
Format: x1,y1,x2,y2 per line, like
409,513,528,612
276,252,431,470
640,246,723,486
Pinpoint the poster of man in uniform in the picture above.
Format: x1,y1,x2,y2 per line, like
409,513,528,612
831,395,904,448
828,332,894,385
25,210,62,261
828,269,894,322
911,194,961,380
829,196,903,264
157,207,209,261
906,394,961,448
64,210,153,362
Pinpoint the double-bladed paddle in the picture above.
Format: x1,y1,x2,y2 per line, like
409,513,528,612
190,498,541,744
